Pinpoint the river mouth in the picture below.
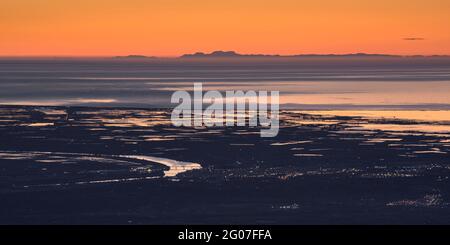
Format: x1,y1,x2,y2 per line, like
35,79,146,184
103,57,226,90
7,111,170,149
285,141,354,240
0,150,202,189
118,155,201,177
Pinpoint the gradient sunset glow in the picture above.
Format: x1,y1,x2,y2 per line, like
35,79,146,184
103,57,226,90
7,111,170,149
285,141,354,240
1,0,450,57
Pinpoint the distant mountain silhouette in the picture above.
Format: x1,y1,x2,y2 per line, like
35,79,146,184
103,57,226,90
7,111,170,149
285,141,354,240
111,51,449,59
181,51,281,58
113,55,157,59
180,50,400,58
292,53,399,58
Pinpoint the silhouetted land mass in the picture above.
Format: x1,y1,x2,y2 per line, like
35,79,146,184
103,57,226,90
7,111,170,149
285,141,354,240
180,50,407,58
181,50,281,58
113,55,157,59
1,52,449,60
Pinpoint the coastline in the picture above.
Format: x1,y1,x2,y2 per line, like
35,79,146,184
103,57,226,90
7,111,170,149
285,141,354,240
1,105,450,224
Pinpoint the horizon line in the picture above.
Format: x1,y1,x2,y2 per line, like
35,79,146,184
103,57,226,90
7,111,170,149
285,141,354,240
1,51,450,59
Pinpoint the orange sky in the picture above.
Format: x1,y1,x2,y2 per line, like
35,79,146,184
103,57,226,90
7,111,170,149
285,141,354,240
1,0,450,56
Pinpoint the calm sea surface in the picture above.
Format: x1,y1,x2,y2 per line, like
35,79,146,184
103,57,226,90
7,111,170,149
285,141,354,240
1,58,450,111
